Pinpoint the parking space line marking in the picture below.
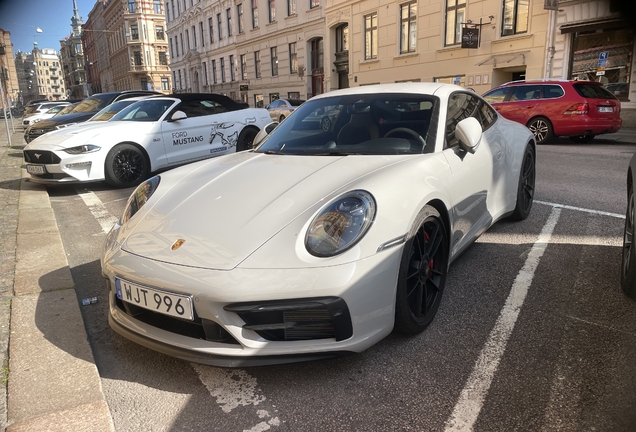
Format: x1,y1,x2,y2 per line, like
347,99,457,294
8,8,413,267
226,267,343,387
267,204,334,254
444,207,561,432
76,189,120,234
535,200,624,219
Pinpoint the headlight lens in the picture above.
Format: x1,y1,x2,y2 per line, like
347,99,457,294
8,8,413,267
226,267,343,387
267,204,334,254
64,144,101,154
305,190,376,257
120,176,161,225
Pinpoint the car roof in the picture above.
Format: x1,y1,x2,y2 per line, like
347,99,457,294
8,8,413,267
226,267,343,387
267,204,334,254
497,79,602,87
148,92,247,108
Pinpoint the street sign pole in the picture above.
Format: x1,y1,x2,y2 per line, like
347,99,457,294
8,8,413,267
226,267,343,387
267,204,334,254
0,78,12,147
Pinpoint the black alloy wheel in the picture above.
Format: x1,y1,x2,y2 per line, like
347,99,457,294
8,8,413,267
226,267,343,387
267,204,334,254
510,145,535,221
105,144,148,188
395,206,448,334
321,116,331,132
527,117,553,144
237,127,258,151
622,185,636,299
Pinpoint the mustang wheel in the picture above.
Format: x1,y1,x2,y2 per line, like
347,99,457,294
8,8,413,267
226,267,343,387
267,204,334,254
105,144,148,188
569,135,595,144
321,116,331,132
509,145,535,221
237,127,258,151
394,206,449,334
622,184,636,299
527,117,553,144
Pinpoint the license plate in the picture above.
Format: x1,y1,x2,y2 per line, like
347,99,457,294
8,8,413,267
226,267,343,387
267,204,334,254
598,106,613,113
26,164,46,175
115,278,194,320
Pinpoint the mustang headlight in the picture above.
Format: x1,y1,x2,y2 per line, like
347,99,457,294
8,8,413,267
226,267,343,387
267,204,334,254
120,176,161,225
64,144,101,154
305,190,376,257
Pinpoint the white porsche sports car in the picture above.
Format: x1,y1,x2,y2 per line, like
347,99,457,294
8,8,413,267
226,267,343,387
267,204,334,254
23,93,271,188
101,83,536,366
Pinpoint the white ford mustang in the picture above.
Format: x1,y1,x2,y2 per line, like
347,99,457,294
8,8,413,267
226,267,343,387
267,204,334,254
101,83,536,366
23,93,271,188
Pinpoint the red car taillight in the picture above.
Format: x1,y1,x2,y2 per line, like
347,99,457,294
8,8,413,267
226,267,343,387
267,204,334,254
563,103,589,115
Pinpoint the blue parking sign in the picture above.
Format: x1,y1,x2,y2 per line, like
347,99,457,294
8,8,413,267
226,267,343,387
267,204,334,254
598,51,609,68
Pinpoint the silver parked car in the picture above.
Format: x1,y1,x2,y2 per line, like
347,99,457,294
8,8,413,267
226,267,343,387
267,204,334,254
266,98,305,122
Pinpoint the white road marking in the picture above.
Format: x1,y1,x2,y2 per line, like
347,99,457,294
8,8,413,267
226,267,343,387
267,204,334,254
535,200,624,219
76,189,119,233
444,207,561,432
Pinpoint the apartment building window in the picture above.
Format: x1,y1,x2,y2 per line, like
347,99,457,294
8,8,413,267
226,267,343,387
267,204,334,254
128,0,136,13
269,0,276,22
212,59,217,83
156,25,165,40
203,61,208,84
227,9,233,36
131,24,139,40
162,77,170,90
209,18,214,43
159,51,168,65
255,51,261,78
400,1,417,54
178,69,182,89
172,0,176,18
502,0,529,36
364,12,377,60
230,55,235,81
134,51,142,66
185,29,190,50
154,0,162,13
289,42,297,73
165,2,170,20
336,24,348,52
237,4,244,33
191,25,197,48
217,13,223,39
310,0,319,9
271,47,278,76
220,57,226,82
199,22,205,46
180,33,184,53
241,54,247,79
445,0,465,46
252,0,259,28
288,0,296,15
141,78,148,90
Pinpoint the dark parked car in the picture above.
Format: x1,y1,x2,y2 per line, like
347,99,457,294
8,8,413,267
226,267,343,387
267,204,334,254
483,80,622,144
24,90,160,143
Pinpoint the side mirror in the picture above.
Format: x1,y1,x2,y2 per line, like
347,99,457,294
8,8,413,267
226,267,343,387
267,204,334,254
169,110,187,122
253,122,279,148
455,117,482,154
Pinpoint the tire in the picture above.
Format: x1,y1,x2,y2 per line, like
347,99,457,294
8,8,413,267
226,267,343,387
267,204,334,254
569,135,595,144
621,184,636,299
527,117,553,144
104,143,149,188
279,115,286,122
394,206,449,334
237,127,258,152
509,145,535,221
321,116,331,132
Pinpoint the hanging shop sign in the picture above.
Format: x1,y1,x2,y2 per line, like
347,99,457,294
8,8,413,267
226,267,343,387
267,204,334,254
461,27,479,49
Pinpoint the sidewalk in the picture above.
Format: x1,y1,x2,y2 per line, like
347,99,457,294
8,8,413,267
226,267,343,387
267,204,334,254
0,119,114,431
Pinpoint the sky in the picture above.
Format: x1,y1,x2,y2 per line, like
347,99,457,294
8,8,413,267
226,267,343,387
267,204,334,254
0,0,96,54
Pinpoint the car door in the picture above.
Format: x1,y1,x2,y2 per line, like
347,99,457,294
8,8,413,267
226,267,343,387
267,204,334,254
267,100,286,121
498,84,542,125
441,92,503,257
161,98,213,164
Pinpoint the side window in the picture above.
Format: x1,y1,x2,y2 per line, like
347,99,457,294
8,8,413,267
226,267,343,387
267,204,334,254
269,100,284,108
178,100,225,117
446,93,491,147
483,87,510,104
509,85,541,101
543,85,564,99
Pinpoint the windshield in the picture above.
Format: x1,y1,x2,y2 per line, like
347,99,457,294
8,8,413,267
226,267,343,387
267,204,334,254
54,104,78,116
255,93,438,156
110,99,175,122
89,100,139,122
69,94,114,113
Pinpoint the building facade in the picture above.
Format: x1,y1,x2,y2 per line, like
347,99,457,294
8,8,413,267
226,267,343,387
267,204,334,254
0,28,19,109
29,45,67,101
60,0,87,99
166,0,327,106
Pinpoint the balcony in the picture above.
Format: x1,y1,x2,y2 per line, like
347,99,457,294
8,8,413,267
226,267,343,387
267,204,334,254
130,65,171,73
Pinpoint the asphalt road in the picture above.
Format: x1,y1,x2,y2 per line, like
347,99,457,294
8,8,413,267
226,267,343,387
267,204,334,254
44,137,636,432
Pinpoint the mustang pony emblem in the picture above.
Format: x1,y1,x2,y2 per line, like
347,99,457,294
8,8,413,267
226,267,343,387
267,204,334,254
171,239,186,250
34,153,41,159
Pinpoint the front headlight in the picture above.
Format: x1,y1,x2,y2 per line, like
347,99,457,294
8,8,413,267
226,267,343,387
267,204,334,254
120,176,161,225
305,190,376,257
64,144,101,154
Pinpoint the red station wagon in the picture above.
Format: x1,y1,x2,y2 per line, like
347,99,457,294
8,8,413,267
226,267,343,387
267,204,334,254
483,80,622,144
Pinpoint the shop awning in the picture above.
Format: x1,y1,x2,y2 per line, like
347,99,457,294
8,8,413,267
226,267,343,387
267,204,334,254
476,51,530,68
560,18,627,34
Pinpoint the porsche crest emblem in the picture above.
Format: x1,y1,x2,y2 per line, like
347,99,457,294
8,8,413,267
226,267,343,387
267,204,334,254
171,239,186,250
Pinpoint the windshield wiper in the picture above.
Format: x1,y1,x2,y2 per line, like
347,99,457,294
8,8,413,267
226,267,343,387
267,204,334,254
312,151,364,156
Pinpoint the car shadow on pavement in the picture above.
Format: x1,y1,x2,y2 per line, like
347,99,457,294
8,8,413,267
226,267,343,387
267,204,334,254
0,179,21,191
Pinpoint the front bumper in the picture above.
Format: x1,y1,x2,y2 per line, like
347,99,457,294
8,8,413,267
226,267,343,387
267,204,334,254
102,244,403,366
23,149,103,184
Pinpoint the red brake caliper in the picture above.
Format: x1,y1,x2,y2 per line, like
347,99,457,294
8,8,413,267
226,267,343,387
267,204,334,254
424,231,434,276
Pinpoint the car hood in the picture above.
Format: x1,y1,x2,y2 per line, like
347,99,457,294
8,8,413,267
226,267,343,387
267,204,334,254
121,153,403,270
25,122,154,149
31,112,96,129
